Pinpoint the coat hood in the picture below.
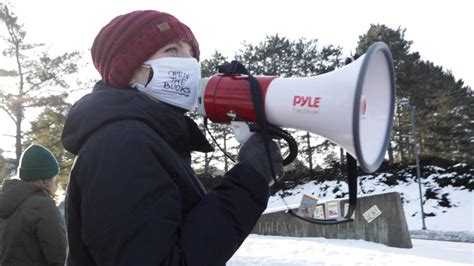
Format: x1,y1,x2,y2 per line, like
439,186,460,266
0,179,42,218
61,81,213,155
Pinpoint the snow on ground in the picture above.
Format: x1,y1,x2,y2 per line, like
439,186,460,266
228,235,473,265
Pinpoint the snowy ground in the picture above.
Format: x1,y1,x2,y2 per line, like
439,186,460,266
228,235,473,265
228,164,473,265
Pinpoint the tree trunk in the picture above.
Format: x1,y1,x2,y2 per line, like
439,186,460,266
387,142,394,165
15,110,22,167
339,148,345,163
396,109,405,162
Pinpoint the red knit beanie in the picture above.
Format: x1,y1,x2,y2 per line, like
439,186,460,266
91,10,200,88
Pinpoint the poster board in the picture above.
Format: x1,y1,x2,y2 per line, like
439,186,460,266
296,194,318,218
313,203,326,219
326,200,340,218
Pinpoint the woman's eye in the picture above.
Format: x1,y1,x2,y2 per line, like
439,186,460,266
165,47,178,54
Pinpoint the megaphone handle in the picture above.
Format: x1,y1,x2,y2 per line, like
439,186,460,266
246,123,298,166
230,121,298,166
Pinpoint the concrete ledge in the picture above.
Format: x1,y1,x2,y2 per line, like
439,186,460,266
410,230,474,243
253,192,413,248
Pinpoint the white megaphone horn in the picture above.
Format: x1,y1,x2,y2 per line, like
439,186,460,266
197,42,395,173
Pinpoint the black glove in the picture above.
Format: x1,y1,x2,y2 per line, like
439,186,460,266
236,133,284,186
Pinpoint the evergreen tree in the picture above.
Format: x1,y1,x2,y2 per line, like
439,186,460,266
0,3,81,166
235,34,343,77
411,61,473,163
201,50,228,77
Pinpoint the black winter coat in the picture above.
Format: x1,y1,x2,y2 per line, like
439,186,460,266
0,179,67,266
61,82,270,266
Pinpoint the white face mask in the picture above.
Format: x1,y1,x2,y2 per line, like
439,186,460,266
135,57,201,111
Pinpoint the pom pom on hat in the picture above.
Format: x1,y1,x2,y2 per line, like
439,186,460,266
91,10,200,88
19,144,60,181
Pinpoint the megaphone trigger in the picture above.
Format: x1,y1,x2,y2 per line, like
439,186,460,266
230,121,254,144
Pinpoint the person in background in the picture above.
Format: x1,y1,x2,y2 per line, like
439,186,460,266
0,144,67,266
61,10,284,265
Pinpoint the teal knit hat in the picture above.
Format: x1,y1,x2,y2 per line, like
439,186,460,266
18,144,60,181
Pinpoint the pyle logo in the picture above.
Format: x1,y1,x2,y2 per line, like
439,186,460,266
293,96,321,108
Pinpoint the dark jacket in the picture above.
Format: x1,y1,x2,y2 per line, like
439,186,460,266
0,179,67,266
61,82,270,266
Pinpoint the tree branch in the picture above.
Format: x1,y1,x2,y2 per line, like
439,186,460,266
0,105,16,123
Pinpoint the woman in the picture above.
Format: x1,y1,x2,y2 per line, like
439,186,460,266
61,10,283,265
0,144,67,266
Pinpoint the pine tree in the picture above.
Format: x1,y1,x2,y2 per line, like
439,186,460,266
411,61,473,163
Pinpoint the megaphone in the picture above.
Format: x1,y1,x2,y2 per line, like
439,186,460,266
197,42,395,173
